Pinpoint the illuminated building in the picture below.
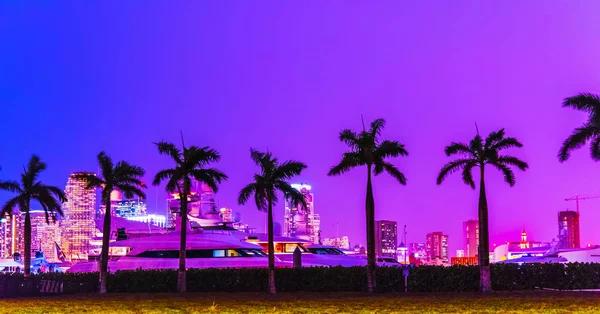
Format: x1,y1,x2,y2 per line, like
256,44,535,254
375,220,397,257
125,214,167,228
0,213,23,258
558,210,580,249
463,219,479,257
396,243,409,264
60,172,97,261
409,242,427,263
426,232,449,265
451,256,478,266
322,236,350,249
219,207,233,222
0,219,7,258
113,200,147,218
166,192,200,229
492,229,550,262
283,184,320,244
456,249,465,258
30,210,61,261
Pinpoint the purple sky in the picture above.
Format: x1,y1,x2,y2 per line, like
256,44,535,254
2,2,600,255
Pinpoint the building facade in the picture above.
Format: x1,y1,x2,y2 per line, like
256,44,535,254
463,219,479,257
409,242,427,264
558,210,580,249
322,236,350,249
30,210,61,261
375,220,397,257
0,213,23,258
426,232,449,265
60,172,97,261
283,184,320,244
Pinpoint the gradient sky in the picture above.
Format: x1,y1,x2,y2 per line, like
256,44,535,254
2,2,600,255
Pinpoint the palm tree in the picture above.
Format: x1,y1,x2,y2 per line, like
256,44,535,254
558,93,600,162
0,155,66,277
153,140,227,293
436,128,528,292
238,149,307,295
328,118,408,293
75,152,146,294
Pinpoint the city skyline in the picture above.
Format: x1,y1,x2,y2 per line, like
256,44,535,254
2,2,600,256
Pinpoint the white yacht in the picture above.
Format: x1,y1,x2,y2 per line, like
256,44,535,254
67,230,290,273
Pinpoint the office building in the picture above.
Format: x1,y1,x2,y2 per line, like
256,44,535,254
426,232,449,265
558,210,580,249
0,213,23,258
283,184,320,244
463,219,479,257
30,210,61,261
375,220,397,258
323,236,350,249
60,172,97,261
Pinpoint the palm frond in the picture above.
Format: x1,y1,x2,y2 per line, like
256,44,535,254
238,183,257,206
369,118,386,138
379,162,407,185
490,137,523,152
444,142,474,157
24,155,47,186
563,93,600,113
114,161,145,179
73,173,104,190
339,129,360,149
558,124,597,162
484,129,505,149
328,152,362,176
153,169,176,186
40,185,67,203
97,152,114,182
469,135,484,154
0,181,22,194
185,146,221,168
117,184,146,199
250,148,267,166
496,156,529,171
436,159,475,185
154,141,182,164
0,196,21,219
591,135,600,161
273,161,307,181
461,161,477,189
376,140,408,159
276,181,308,209
191,169,228,192
492,163,516,187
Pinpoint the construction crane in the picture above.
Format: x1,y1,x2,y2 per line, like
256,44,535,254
564,195,600,214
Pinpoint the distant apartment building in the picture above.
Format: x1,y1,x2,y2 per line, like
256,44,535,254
451,256,478,266
283,184,320,244
409,242,427,263
375,220,397,258
463,219,479,257
558,210,580,249
60,172,97,261
0,213,23,258
426,232,449,265
30,210,61,261
323,236,350,249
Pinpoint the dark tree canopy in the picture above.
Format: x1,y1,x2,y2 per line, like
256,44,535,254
558,93,600,162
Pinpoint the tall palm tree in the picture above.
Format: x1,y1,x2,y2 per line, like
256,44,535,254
75,152,146,294
328,118,408,293
0,155,66,277
238,149,307,295
436,128,528,292
558,93,600,162
153,140,227,293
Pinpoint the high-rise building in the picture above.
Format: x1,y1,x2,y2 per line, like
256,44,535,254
0,213,23,258
409,242,427,263
375,220,397,257
60,172,97,261
426,232,449,265
558,210,580,249
30,210,61,261
463,219,479,257
322,236,350,249
283,184,320,244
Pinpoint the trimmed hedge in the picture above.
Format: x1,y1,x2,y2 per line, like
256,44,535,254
8,263,600,294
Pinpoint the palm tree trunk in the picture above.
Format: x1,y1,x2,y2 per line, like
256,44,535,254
178,191,188,293
23,210,31,277
99,196,111,294
478,167,492,292
366,164,376,293
267,196,276,295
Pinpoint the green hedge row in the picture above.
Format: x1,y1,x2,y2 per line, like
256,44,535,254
29,263,600,293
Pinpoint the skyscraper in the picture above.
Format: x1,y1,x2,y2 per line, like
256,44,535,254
426,232,449,265
375,220,397,257
463,219,479,257
283,184,320,244
558,210,580,249
60,172,97,261
0,213,23,258
30,210,60,261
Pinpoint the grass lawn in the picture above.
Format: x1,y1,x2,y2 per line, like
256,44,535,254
1,291,599,314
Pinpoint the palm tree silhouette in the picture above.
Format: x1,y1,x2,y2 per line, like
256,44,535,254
75,152,146,293
437,128,528,292
328,118,408,293
0,155,66,277
238,149,307,295
153,139,227,293
558,93,600,162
